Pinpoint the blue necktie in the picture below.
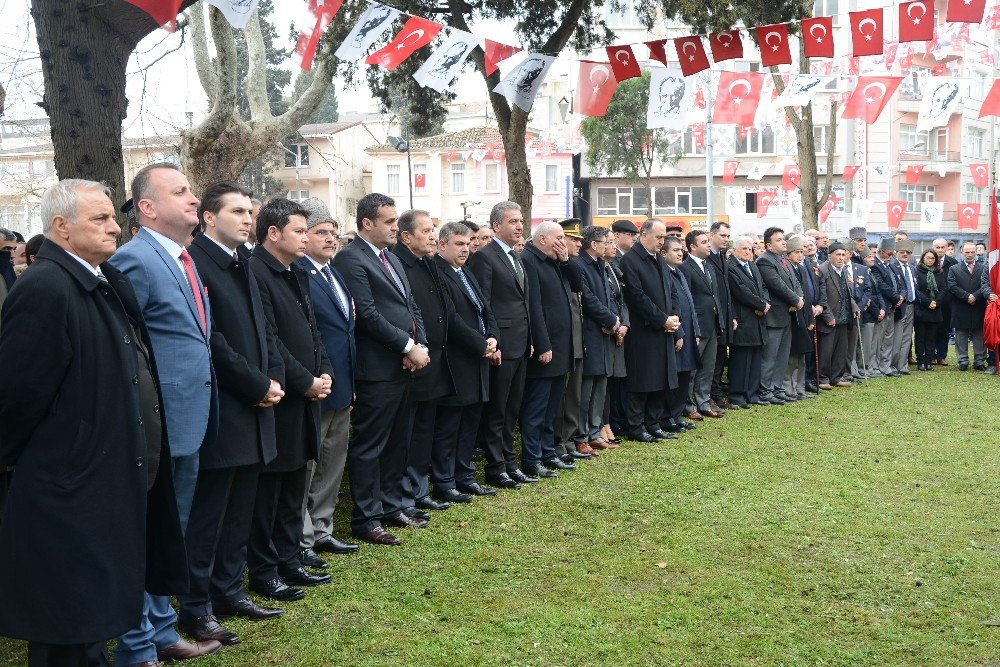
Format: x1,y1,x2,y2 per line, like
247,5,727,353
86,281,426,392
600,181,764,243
457,269,486,335
321,265,350,317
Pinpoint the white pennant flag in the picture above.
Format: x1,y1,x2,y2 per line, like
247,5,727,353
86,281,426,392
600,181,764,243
493,54,556,112
646,67,692,132
868,164,889,178
334,2,400,61
852,199,873,226
774,75,832,108
916,79,963,132
932,164,949,177
920,202,944,231
413,31,481,93
746,162,770,181
206,0,262,29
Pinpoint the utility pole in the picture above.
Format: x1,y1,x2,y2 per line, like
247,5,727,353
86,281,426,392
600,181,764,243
704,73,715,228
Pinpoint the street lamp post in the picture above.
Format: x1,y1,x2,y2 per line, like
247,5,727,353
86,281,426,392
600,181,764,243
387,122,414,209
461,200,480,221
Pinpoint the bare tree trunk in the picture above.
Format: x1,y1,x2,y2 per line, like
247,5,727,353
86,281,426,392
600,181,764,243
31,0,197,230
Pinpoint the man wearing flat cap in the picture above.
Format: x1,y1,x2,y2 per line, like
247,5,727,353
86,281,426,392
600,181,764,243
664,223,684,241
816,242,860,387
891,239,917,375
870,237,904,377
611,219,639,266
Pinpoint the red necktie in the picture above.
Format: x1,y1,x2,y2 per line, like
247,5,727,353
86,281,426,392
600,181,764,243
969,263,975,274
179,250,208,335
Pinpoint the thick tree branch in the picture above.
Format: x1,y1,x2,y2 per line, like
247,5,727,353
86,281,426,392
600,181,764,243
817,100,839,209
190,5,218,104
244,8,272,122
187,6,238,151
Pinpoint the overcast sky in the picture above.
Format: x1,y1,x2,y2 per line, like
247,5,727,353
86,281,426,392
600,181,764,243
0,0,516,139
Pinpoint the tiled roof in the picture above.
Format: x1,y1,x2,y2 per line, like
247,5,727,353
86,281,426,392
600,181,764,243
298,121,364,137
370,126,506,152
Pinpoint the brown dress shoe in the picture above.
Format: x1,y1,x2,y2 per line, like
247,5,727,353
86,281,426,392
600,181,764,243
157,638,223,661
588,439,609,450
715,398,736,410
384,512,428,529
576,442,598,456
593,439,621,450
708,400,727,414
698,409,724,418
834,380,852,387
817,383,833,390
178,615,239,645
353,526,402,545
685,411,704,421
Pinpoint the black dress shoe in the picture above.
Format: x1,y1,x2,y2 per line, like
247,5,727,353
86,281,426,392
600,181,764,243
768,396,786,405
298,547,328,570
677,420,696,430
649,428,678,440
353,526,402,546
456,481,497,496
568,450,592,459
543,457,576,470
509,468,539,484
433,487,473,503
484,473,521,490
749,398,769,406
416,496,450,511
384,512,428,528
279,566,331,587
805,383,820,393
628,430,660,443
404,507,431,521
249,578,305,602
661,422,685,433
525,464,557,478
212,597,283,621
313,536,359,554
178,614,240,646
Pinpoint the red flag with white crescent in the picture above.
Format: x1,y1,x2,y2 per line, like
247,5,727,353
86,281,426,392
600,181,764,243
781,163,801,191
841,76,902,124
605,45,641,82
484,39,521,75
958,203,981,230
802,17,835,58
646,39,670,66
843,164,860,180
712,72,764,126
709,30,743,62
756,190,777,218
984,187,1000,349
755,24,792,67
723,160,739,184
575,61,619,117
886,200,907,229
979,80,1000,118
819,197,840,225
296,0,345,70
971,163,990,187
366,17,442,70
899,0,934,42
946,0,986,23
905,165,925,183
673,37,710,76
850,9,884,57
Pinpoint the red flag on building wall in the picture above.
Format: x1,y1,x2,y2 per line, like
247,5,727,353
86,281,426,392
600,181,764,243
841,76,902,124
366,17,442,70
819,197,840,225
843,164,860,180
414,173,426,188
979,80,1000,117
723,160,740,184
971,163,990,187
887,200,907,228
905,165,925,183
802,17,835,58
780,164,801,190
755,24,792,67
850,9,884,57
899,0,934,42
712,72,764,126
946,0,986,23
958,203,981,230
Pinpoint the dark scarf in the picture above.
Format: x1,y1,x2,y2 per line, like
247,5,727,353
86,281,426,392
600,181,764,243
917,262,938,300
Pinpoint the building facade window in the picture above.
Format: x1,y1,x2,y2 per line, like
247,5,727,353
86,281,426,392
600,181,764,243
653,186,708,215
735,126,775,155
287,189,310,201
680,128,706,155
813,125,831,154
412,163,426,193
899,124,929,153
595,186,646,216
899,184,935,209
813,0,839,25
966,128,986,159
545,165,559,193
284,144,310,168
483,162,500,193
451,162,466,194
963,182,984,205
605,0,645,27
386,164,400,195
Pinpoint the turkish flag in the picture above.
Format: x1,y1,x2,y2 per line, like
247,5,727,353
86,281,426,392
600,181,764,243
802,17,835,58
646,39,670,66
125,0,184,29
886,200,907,228
946,0,986,23
709,30,743,62
296,0,345,70
674,37,710,77
484,39,521,75
989,187,1000,295
819,197,840,225
781,164,801,190
841,76,902,124
979,80,1000,117
606,45,641,81
414,173,426,188
843,164,860,180
756,190,777,218
850,9,884,57
366,17,442,70
905,165,925,183
712,72,765,126
575,61,619,117
723,160,740,184
899,1,934,42
692,124,706,149
970,163,990,187
958,203,981,229
755,24,792,67
694,88,706,109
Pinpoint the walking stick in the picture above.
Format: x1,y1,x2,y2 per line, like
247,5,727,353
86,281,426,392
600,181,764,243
856,315,866,383
813,327,821,388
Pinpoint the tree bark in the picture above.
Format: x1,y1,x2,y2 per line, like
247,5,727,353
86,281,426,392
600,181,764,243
31,0,197,229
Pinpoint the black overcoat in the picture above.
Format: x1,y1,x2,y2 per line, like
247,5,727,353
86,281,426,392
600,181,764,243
619,243,680,392
755,251,802,329
726,255,767,347
947,261,989,329
250,246,332,472
521,242,574,378
188,233,281,469
706,249,732,342
0,241,186,643
573,253,618,377
914,266,945,324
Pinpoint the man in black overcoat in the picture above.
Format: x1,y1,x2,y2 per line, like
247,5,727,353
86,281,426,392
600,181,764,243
249,199,334,597
948,242,990,370
0,180,186,665
180,182,286,642
706,222,734,409
725,236,768,407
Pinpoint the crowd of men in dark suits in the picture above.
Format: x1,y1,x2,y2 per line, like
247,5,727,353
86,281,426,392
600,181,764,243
0,166,997,666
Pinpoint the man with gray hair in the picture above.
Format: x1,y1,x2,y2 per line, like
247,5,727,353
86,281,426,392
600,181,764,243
931,237,957,365
870,238,903,377
0,179,187,665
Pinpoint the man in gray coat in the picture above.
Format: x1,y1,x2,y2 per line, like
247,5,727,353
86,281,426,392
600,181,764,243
755,227,804,405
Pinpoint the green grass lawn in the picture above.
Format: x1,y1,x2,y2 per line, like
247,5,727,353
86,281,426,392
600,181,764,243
2,365,998,666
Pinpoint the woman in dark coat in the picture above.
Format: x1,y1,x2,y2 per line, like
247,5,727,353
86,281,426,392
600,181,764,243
914,249,944,370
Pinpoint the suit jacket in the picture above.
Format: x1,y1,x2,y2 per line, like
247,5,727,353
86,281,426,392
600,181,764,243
706,248,732,342
947,261,989,329
251,246,332,472
846,262,878,323
109,227,217,458
816,262,860,332
0,240,186,643
296,256,356,411
434,255,497,407
667,267,702,373
914,266,945,324
521,242,574,378
726,255,766,347
466,239,530,358
607,259,629,378
893,258,917,318
331,236,426,382
393,243,455,401
755,250,802,329
573,253,618,377
188,234,281,469
680,256,723,336
619,243,680,392
870,258,901,317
